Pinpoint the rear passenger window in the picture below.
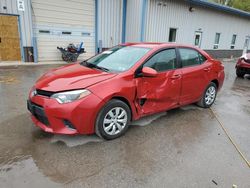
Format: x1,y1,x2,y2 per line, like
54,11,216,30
143,49,177,72
179,48,206,67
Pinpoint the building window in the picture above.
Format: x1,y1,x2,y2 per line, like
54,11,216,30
62,31,72,35
213,33,220,49
39,30,50,34
231,34,237,49
168,28,177,42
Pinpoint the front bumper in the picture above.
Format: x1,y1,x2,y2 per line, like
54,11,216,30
27,93,105,135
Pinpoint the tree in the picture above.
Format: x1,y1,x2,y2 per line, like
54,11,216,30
210,0,231,5
231,0,250,12
210,0,250,12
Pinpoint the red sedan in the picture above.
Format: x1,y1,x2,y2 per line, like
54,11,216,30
235,53,250,78
28,43,225,140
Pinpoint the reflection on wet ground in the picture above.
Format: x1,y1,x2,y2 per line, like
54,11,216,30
0,62,249,187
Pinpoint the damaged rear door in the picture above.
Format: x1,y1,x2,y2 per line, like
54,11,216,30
135,48,182,115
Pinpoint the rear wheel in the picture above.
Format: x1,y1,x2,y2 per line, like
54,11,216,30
197,82,217,108
236,68,245,78
95,99,131,140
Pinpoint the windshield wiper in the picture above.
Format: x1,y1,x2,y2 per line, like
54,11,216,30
85,62,110,72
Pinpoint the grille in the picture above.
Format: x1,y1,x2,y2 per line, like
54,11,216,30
36,89,54,97
27,100,50,126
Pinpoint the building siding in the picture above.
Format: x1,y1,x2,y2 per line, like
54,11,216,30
98,0,123,49
144,0,250,51
125,0,142,42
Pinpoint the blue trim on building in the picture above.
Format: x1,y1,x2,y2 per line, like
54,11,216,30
17,16,25,62
28,0,38,63
122,0,127,43
32,37,38,63
95,0,98,53
188,0,250,19
140,0,147,42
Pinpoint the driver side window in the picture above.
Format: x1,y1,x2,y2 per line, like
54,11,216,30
143,49,177,72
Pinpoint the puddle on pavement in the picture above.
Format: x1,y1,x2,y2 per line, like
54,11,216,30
32,130,54,140
180,105,202,111
126,105,201,127
131,112,167,126
0,156,60,187
50,135,103,147
0,76,20,84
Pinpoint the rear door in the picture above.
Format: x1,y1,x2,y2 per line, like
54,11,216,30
136,48,182,115
178,48,211,105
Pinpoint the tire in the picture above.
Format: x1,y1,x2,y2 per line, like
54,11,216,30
236,68,245,78
95,99,131,140
62,54,70,62
197,82,217,108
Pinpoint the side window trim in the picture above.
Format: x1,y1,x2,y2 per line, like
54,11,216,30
176,47,207,68
144,48,180,71
135,47,180,77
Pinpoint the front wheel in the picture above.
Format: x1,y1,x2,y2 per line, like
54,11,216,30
95,99,131,140
197,82,217,108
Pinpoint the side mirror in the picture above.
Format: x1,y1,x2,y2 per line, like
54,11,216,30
141,67,157,77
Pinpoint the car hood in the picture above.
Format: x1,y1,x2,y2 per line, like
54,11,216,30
35,63,116,92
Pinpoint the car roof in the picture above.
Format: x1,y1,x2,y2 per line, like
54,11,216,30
122,42,197,49
121,42,212,59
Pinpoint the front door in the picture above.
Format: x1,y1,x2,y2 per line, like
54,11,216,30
0,15,21,61
136,48,182,115
194,32,202,47
242,36,250,55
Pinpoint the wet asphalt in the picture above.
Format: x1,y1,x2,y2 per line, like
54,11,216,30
0,60,249,188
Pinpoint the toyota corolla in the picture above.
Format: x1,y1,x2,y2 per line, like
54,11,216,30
27,43,225,140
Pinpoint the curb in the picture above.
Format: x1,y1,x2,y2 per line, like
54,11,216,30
0,61,68,68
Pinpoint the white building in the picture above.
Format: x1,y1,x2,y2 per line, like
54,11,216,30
0,0,249,62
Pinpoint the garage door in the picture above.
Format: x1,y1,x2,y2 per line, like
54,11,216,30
32,0,95,61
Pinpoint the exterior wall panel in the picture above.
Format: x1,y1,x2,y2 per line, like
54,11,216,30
98,0,123,49
144,0,250,51
126,0,142,42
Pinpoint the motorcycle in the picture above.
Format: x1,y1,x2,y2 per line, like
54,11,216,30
57,42,86,62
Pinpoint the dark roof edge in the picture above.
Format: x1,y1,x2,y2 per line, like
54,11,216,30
187,0,250,19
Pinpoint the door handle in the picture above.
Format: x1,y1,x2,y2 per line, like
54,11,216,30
171,74,181,79
204,68,211,72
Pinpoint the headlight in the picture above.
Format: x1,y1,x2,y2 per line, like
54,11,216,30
51,89,91,104
30,86,37,98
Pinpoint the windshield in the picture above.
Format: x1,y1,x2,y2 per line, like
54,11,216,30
86,46,150,72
